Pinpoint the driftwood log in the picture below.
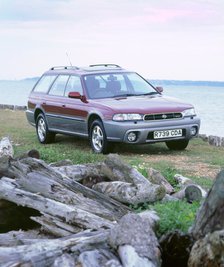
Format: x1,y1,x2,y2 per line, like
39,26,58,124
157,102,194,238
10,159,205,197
0,156,131,235
172,174,207,203
2,136,224,266
148,168,174,194
188,230,224,267
174,174,207,197
0,213,161,267
190,170,224,239
0,137,164,266
0,137,14,158
56,154,166,205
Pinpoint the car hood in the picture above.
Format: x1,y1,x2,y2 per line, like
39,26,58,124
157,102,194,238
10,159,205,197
91,95,193,114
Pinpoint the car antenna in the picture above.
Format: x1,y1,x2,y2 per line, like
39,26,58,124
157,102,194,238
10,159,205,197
66,52,73,67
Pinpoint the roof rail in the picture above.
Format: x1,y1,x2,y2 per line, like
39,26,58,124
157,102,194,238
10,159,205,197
50,66,79,70
89,64,122,68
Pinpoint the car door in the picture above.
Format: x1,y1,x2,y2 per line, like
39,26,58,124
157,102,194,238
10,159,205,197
62,75,88,135
44,74,70,131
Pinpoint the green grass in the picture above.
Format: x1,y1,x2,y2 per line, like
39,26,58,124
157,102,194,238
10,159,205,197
0,110,104,164
130,200,200,237
1,109,223,234
151,200,200,236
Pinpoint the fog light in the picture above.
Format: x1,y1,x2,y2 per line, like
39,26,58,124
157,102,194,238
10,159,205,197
191,126,197,136
127,132,137,142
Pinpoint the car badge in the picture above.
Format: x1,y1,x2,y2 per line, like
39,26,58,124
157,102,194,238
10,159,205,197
162,114,167,119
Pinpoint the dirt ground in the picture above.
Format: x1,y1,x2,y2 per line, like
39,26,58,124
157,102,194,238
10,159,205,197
142,154,221,180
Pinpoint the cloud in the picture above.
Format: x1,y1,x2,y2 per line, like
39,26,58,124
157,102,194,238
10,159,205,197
0,0,224,80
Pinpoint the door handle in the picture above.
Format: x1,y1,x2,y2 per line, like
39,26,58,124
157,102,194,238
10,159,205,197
62,104,66,108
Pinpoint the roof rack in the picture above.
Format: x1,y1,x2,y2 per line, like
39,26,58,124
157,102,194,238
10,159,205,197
50,66,79,70
89,64,122,68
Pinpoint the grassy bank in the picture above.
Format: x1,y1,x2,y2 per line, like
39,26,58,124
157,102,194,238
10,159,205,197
1,109,224,235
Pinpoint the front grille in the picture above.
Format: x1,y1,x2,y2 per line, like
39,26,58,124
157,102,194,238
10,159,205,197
144,112,182,121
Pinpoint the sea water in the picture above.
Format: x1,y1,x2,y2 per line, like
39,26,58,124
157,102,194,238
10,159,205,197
0,79,223,137
164,85,224,137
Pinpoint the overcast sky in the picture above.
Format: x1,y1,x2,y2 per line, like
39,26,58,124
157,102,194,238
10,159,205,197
0,0,223,81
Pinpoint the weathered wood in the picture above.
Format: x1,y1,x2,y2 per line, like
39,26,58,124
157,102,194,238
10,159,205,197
174,174,207,198
172,184,203,203
0,177,116,233
174,174,193,186
93,180,166,205
77,249,122,267
52,253,76,267
16,170,123,221
0,137,14,158
190,170,224,239
0,230,110,266
18,157,130,218
92,154,166,205
49,159,73,167
109,213,161,266
54,162,105,182
0,140,167,265
118,245,156,267
0,230,50,247
148,168,174,194
102,154,156,184
188,230,224,267
31,214,82,237
138,210,160,231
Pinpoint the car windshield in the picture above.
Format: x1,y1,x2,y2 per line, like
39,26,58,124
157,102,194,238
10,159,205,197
83,72,158,99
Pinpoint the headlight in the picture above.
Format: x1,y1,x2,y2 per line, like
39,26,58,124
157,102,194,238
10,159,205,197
182,108,196,117
113,113,143,121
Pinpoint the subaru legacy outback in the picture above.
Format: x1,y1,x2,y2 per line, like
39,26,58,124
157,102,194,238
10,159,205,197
26,64,200,153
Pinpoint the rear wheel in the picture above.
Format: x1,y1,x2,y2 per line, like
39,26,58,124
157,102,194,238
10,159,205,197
90,120,111,154
36,114,55,144
166,139,189,150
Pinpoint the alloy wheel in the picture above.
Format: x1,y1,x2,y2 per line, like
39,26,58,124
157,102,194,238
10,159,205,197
92,125,104,152
37,117,46,142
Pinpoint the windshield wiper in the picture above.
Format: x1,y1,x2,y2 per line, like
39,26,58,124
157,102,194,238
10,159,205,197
114,93,137,97
141,92,159,96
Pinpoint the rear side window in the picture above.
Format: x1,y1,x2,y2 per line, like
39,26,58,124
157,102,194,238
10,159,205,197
49,75,69,96
33,75,57,93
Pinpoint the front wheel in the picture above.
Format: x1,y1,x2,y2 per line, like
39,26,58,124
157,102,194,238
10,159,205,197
90,120,111,154
166,139,189,150
36,114,55,144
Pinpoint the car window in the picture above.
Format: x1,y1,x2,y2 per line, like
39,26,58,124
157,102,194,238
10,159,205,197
49,75,69,96
125,73,155,94
65,76,83,96
33,75,57,93
84,72,156,99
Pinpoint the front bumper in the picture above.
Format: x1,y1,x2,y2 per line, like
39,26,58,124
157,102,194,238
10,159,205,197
104,116,200,144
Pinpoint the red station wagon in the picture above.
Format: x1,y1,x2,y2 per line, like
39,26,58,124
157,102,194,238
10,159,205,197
26,64,200,153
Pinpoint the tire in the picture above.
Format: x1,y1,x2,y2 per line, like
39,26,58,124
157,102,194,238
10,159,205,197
90,120,111,154
36,114,55,144
166,139,189,150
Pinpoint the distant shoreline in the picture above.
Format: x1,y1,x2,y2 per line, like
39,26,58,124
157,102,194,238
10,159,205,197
150,80,224,87
0,104,26,110
0,77,224,87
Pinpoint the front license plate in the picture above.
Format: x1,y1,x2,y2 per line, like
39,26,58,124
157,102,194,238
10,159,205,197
154,129,182,139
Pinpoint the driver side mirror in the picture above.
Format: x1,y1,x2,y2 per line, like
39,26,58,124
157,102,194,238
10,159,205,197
68,92,82,99
156,86,163,93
